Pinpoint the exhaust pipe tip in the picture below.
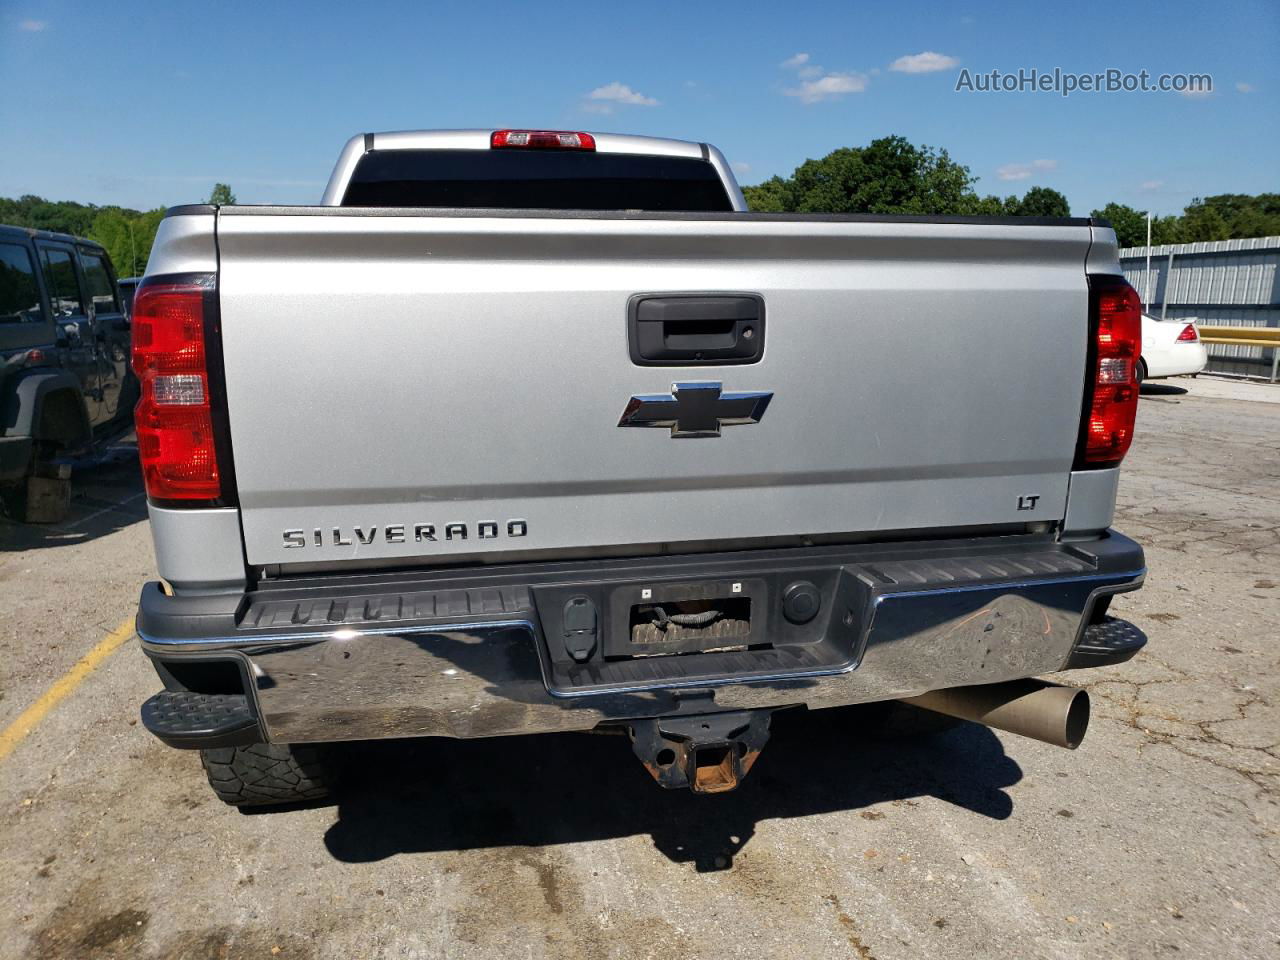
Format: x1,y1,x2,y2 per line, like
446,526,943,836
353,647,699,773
1061,687,1090,750
902,679,1091,750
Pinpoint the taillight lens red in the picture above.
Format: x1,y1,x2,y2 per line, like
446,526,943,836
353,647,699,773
1078,275,1142,469
1176,323,1199,342
490,129,596,150
130,279,221,500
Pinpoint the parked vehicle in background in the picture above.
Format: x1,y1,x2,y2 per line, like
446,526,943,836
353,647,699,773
133,129,1148,807
1140,314,1208,380
117,277,142,317
0,225,136,522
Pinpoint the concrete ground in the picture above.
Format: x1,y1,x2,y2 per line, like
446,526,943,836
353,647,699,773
1,377,1276,960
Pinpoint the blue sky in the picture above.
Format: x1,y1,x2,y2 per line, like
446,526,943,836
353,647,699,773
1,0,1275,216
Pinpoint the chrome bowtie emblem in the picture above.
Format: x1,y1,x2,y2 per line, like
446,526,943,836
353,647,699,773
617,381,773,438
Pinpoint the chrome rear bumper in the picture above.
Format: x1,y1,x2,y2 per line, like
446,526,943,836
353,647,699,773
138,531,1144,745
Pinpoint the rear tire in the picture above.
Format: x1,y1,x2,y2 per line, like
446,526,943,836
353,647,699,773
200,743,337,807
1137,359,1148,384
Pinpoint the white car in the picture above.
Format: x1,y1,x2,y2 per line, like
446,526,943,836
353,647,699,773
1140,314,1208,380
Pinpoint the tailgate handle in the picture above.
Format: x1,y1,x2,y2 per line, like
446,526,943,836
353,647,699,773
628,294,765,366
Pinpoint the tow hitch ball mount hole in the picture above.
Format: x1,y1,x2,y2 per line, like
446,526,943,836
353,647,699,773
627,709,773,794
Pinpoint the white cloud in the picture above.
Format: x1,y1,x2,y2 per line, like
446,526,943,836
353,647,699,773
733,161,751,174
889,51,959,74
997,158,1057,181
586,82,659,107
1236,82,1255,93
782,52,824,78
19,18,47,31
786,72,869,103
997,165,1031,182
779,51,869,102
1176,86,1213,100
1140,180,1164,192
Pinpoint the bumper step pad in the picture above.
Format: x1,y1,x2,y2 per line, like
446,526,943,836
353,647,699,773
1065,617,1148,669
141,691,262,749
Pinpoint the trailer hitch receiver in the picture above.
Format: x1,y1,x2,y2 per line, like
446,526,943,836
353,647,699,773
629,710,772,794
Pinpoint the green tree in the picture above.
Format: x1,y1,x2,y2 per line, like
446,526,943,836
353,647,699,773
1089,193,1280,248
1090,202,1148,248
1012,186,1071,218
739,137,1076,219
1149,216,1183,245
961,194,1018,215
794,136,977,214
1177,201,1231,243
88,209,138,276
133,208,166,271
742,136,978,215
1188,193,1280,237
0,194,104,235
88,207,166,278
1175,194,1280,241
741,176,792,213
208,183,236,206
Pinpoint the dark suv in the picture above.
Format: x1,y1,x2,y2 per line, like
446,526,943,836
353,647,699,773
0,224,136,522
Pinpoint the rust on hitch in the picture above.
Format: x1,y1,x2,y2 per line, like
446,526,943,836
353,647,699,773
627,709,772,794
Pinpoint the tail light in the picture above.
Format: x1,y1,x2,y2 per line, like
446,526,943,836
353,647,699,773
130,275,228,502
1076,275,1142,469
1176,323,1199,342
491,129,596,150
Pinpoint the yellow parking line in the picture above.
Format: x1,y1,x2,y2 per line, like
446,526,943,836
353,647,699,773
0,616,135,762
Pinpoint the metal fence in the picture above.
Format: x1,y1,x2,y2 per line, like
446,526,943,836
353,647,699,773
1119,235,1280,380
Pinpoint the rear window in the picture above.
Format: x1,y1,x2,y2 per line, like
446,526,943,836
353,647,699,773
341,149,733,212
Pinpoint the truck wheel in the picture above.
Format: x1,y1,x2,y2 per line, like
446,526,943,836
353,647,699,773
199,743,337,807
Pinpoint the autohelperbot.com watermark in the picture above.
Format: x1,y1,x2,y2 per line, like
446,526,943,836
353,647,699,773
955,68,1213,97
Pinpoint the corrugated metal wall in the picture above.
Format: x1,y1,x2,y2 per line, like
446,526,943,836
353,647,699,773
1119,236,1279,378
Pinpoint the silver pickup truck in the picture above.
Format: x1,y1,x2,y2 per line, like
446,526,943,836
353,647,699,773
132,129,1147,804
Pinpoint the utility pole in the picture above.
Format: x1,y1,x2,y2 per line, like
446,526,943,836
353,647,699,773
1143,211,1153,305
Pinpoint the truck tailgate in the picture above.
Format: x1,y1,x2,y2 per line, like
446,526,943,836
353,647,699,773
214,209,1093,568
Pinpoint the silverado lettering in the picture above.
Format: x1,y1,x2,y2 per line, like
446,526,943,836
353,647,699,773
282,520,528,548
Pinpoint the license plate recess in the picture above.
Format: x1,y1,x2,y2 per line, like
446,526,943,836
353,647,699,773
602,578,768,659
